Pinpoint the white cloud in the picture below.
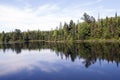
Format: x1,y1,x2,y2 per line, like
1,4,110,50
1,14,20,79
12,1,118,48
0,5,33,23
78,0,103,7
0,4,61,32
0,4,81,32
0,1,119,32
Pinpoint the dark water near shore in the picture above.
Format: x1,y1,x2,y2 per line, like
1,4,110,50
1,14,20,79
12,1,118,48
0,42,120,80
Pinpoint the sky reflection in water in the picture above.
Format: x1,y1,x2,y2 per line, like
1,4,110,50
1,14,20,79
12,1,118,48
0,43,120,80
0,49,85,80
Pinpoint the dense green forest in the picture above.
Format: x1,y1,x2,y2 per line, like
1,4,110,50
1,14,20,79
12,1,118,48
0,13,120,43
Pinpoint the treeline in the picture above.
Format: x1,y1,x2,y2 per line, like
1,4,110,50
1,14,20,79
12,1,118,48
0,13,120,43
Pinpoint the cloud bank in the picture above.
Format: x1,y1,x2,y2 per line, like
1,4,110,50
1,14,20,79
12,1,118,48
0,0,119,32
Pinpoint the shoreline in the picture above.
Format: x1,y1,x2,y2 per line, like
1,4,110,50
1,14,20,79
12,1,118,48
0,39,120,44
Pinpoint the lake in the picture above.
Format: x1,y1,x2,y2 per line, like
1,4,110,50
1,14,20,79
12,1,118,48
0,42,120,80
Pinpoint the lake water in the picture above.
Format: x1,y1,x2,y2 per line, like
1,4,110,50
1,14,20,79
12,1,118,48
0,42,120,80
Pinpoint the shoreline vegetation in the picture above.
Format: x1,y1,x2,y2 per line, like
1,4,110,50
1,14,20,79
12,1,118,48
1,39,120,45
0,12,120,44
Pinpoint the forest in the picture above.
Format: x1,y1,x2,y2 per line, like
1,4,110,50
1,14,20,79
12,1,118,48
0,13,120,43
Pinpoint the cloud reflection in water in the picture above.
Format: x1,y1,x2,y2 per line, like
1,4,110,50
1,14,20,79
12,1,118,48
0,49,84,76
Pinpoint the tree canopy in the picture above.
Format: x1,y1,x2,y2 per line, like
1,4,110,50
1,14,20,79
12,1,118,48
0,13,120,43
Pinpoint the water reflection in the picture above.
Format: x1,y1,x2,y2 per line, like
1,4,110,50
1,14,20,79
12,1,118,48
0,49,62,75
0,42,120,80
0,42,120,68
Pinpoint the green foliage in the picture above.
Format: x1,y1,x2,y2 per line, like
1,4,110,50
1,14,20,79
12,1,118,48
82,12,95,24
78,22,90,40
0,13,120,43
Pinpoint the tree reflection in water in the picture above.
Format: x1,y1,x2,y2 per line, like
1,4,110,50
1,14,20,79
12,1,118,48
0,42,120,68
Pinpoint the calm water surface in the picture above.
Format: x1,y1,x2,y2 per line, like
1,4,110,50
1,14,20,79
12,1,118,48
0,42,120,80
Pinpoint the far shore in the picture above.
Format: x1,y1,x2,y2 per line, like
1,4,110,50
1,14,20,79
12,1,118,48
0,39,120,44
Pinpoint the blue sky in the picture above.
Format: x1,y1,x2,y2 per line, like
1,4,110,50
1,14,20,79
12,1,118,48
0,0,120,32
